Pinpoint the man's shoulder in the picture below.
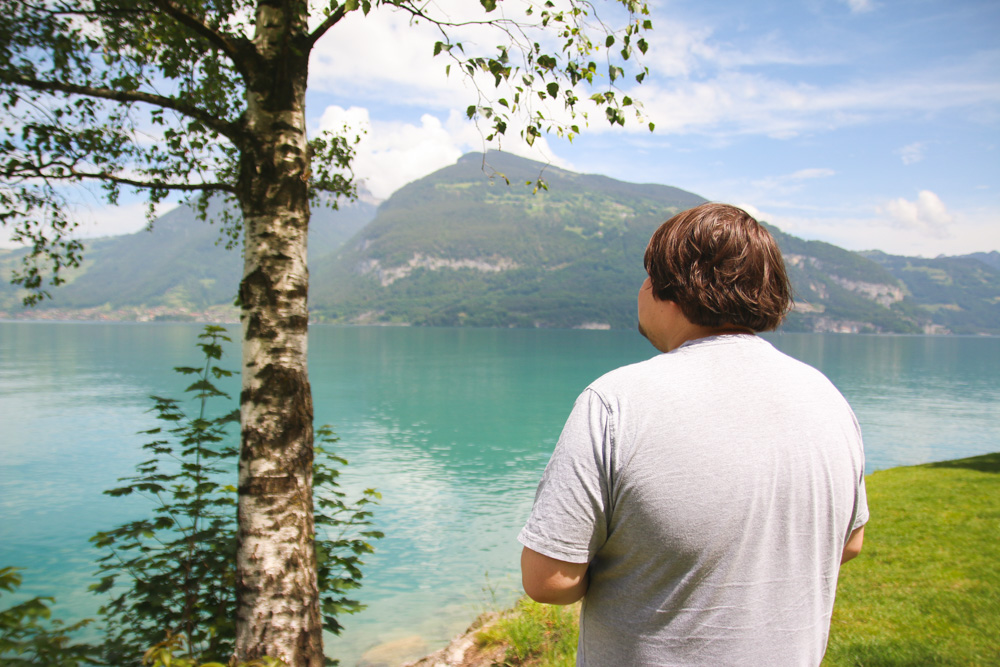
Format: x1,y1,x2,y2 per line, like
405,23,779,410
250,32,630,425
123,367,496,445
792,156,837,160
588,353,666,392
588,334,844,403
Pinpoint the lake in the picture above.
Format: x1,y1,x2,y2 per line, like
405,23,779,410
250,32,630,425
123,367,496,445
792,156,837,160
1,322,998,665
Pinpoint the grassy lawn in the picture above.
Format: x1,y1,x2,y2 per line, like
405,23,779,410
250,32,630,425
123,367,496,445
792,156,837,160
824,452,1000,666
479,453,1000,666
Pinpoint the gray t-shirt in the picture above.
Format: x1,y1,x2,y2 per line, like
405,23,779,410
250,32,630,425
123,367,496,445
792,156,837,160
518,334,868,666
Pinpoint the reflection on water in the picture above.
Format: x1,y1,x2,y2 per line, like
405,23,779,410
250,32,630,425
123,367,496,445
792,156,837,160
2,323,998,664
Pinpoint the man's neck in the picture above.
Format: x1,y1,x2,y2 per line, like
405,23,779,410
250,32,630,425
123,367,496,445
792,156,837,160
663,322,754,353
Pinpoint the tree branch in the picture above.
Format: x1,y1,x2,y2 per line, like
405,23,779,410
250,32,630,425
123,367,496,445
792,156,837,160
2,73,243,144
75,171,237,194
306,5,349,48
391,1,523,32
146,0,251,78
5,160,237,193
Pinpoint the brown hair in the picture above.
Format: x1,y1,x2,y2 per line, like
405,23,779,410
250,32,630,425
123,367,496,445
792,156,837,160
643,203,791,332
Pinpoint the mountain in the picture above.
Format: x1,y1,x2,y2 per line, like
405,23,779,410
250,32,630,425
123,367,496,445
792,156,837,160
310,151,707,328
769,230,923,334
0,193,377,318
961,251,1000,271
858,251,1000,335
3,152,998,334
309,152,999,334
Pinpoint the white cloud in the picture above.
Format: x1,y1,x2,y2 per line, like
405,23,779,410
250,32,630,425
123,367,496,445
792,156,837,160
879,190,954,238
307,0,572,110
316,106,463,198
304,2,999,143
315,104,560,198
748,167,836,196
309,9,462,109
624,65,1000,138
742,204,999,257
643,21,719,78
735,202,764,220
789,168,836,180
898,142,926,165
742,192,968,255
845,0,876,14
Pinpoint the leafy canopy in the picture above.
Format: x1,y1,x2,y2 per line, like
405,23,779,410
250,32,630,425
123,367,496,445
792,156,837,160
1,0,653,302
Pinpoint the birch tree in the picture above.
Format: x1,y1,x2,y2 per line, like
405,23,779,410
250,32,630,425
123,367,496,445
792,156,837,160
0,0,652,664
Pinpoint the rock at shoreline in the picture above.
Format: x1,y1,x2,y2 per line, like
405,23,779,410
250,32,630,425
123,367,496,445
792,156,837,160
358,635,429,667
403,612,505,667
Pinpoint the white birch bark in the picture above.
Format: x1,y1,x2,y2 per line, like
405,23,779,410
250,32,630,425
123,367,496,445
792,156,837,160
234,2,324,664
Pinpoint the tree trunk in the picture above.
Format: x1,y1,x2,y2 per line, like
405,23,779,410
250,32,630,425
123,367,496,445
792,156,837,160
234,2,322,665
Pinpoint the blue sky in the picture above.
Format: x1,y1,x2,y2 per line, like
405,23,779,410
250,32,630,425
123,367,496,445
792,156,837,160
49,0,1000,257
303,0,999,257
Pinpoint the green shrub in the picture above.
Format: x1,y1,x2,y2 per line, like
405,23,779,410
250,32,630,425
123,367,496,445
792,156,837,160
0,567,98,666
91,326,381,665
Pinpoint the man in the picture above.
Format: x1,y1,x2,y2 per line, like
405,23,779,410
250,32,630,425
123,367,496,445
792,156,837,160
518,203,868,666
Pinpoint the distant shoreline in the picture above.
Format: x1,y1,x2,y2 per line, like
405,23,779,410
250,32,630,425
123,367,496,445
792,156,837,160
4,315,999,336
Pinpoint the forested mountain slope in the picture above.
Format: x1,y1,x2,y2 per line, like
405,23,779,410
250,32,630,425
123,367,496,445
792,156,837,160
860,251,1000,334
0,194,377,316
310,151,707,328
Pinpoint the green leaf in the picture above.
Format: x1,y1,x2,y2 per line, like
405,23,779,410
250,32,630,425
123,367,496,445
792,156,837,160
546,82,559,97
537,54,558,70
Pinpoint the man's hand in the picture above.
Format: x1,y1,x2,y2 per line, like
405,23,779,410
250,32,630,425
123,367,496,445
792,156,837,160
520,547,590,605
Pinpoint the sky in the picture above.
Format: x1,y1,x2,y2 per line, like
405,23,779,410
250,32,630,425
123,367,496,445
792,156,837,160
13,0,1000,258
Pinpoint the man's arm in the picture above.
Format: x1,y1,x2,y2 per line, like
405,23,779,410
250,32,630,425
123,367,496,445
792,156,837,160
521,547,589,605
841,525,865,564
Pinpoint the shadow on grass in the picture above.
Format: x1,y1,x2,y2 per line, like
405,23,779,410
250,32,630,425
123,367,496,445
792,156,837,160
924,452,1000,474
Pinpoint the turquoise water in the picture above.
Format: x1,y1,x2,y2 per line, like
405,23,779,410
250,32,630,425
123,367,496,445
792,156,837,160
2,322,999,664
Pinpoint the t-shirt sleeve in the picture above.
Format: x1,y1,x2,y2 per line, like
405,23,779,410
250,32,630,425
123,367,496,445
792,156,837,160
517,388,612,564
852,468,869,531
849,411,869,532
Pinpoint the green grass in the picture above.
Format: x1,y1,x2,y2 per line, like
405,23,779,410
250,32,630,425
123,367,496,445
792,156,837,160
486,453,1000,666
476,597,580,666
823,452,1000,666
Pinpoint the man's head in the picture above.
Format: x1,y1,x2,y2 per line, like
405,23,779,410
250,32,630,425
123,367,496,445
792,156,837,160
643,203,792,333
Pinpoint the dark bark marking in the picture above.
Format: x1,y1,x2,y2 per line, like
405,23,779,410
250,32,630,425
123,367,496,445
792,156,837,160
239,474,299,496
240,364,314,467
286,314,308,334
